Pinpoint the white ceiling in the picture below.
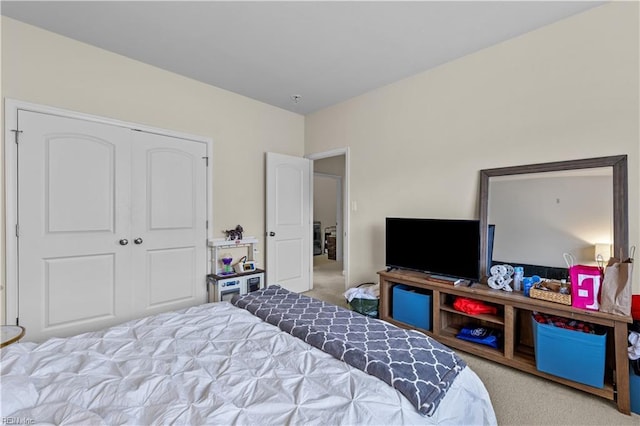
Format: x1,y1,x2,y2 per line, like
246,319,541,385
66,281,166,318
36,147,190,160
1,1,604,115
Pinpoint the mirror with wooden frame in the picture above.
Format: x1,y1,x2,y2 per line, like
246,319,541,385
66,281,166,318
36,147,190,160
479,155,628,280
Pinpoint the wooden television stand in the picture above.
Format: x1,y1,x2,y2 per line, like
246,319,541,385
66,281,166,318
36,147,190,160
378,269,633,415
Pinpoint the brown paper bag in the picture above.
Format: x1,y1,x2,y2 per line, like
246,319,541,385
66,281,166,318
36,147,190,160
599,247,634,316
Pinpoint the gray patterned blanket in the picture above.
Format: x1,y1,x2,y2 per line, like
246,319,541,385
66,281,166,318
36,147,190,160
231,285,466,416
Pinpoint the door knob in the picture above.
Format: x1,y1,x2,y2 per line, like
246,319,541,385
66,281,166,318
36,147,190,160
119,239,129,246
269,231,276,237
134,238,143,245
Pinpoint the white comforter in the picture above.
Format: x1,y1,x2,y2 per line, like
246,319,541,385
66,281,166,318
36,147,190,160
1,302,496,425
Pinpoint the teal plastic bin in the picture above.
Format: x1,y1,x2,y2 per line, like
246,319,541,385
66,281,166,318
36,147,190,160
392,284,432,331
631,364,640,415
532,316,606,388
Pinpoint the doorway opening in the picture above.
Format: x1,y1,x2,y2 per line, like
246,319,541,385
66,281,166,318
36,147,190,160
306,149,349,308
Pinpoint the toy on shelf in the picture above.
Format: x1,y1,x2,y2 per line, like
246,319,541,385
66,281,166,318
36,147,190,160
487,264,514,292
207,236,265,303
224,225,244,241
220,254,234,275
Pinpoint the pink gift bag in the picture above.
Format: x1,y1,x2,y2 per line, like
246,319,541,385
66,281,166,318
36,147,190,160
569,265,603,311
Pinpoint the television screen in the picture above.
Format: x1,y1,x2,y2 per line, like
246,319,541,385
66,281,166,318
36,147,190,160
385,218,481,281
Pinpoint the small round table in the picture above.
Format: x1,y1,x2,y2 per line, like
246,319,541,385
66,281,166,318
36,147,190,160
1,325,25,348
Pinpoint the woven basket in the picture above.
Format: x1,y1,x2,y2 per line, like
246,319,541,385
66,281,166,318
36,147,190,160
529,281,572,306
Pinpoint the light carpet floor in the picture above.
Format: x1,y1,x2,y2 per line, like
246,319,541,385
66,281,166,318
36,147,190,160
303,257,639,425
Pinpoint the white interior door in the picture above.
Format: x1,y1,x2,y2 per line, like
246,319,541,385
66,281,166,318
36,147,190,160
266,152,312,293
130,131,208,316
17,111,133,342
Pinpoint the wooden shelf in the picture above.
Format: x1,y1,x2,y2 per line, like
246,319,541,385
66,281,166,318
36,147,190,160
386,316,433,335
378,269,633,415
440,304,504,326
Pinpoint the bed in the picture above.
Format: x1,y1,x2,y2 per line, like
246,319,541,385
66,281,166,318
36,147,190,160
1,286,496,425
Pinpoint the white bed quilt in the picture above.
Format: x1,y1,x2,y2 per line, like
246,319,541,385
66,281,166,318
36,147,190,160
1,302,496,425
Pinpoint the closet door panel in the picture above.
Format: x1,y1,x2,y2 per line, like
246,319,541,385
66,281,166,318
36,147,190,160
148,150,195,230
44,254,116,326
17,111,133,342
130,131,208,315
147,247,196,306
47,137,115,233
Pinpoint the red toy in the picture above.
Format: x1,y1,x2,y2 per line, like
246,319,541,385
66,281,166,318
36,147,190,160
453,297,498,315
632,294,640,320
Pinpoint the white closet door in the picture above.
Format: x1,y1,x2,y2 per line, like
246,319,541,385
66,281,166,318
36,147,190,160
17,111,133,342
130,131,208,316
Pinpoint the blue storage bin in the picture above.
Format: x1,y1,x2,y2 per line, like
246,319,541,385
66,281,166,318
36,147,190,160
532,316,606,388
631,365,640,415
392,284,432,331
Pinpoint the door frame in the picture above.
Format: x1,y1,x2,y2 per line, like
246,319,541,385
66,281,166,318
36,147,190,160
3,99,214,325
306,147,350,289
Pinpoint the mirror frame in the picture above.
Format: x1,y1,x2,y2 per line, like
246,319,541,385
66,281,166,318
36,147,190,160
479,155,628,280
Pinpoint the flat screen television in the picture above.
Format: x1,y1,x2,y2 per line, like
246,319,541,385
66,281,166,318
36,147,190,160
385,217,481,281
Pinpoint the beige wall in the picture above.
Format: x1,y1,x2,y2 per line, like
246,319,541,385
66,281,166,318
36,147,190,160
305,2,640,292
314,155,345,178
313,175,338,250
0,17,304,322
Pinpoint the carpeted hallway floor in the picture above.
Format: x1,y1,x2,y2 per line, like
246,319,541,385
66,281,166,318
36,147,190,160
302,256,639,425
304,254,348,308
